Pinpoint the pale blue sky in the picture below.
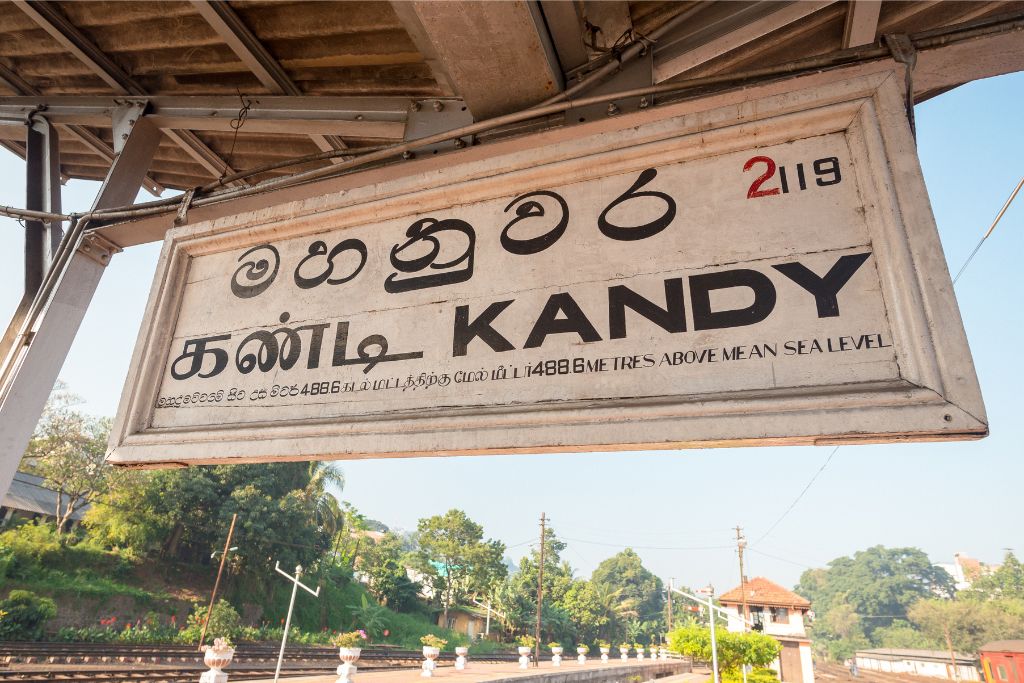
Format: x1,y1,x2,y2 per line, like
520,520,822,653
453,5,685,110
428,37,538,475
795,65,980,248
1,72,1021,593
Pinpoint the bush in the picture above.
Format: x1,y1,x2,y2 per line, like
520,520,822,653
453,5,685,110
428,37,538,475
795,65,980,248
723,669,780,683
178,599,241,643
0,590,58,640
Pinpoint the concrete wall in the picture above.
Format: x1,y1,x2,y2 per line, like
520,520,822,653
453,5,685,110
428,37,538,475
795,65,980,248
856,655,980,681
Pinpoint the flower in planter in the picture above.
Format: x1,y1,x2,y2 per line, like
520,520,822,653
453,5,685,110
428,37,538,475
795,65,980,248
209,637,233,653
332,631,368,648
576,644,590,654
420,634,448,649
548,642,562,650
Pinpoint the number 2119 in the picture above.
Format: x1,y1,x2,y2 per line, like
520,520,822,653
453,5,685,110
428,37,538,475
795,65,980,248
743,155,842,199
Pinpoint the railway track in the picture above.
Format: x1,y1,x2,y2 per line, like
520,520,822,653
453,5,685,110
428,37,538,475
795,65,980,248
0,643,521,682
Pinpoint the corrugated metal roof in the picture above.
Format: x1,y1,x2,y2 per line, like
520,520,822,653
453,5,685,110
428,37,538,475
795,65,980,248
2,471,89,521
857,649,975,663
0,1,1021,192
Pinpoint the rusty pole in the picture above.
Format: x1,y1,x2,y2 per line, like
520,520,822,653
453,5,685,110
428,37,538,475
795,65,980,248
199,512,237,650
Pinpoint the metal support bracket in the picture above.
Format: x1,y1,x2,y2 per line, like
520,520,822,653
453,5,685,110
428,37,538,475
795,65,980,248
112,99,150,155
77,232,121,266
403,99,474,157
570,49,654,125
883,34,917,138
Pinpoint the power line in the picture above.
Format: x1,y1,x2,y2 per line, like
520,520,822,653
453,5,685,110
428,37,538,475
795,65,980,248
953,174,1023,284
557,536,733,552
752,445,840,546
748,547,818,570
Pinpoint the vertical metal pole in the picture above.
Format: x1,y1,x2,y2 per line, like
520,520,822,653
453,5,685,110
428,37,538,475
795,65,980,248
708,587,720,683
534,512,545,667
485,599,491,636
24,114,62,296
275,565,302,683
199,513,237,651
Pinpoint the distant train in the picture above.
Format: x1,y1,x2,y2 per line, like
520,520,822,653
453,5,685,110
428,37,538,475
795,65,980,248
981,642,1024,683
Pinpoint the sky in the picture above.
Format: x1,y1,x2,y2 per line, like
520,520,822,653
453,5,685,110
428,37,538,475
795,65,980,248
1,71,1021,595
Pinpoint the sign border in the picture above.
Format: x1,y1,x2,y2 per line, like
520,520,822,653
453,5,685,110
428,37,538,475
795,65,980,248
108,66,987,466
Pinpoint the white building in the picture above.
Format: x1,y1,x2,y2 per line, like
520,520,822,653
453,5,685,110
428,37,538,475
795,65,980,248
719,577,815,683
936,553,997,592
855,649,979,681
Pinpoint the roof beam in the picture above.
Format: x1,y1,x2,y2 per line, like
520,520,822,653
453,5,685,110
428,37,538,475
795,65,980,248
843,0,882,48
582,1,633,52
538,1,589,74
0,96,408,138
0,62,163,195
13,0,238,184
654,1,838,83
189,0,299,96
390,1,563,119
188,0,348,161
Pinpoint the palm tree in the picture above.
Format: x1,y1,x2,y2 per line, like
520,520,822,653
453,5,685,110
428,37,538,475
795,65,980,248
299,461,345,534
593,583,638,642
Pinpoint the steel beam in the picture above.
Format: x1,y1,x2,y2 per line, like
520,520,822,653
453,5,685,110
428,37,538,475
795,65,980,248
0,96,409,138
653,1,838,83
0,61,163,196
13,0,239,181
24,115,62,295
843,0,882,48
0,106,161,507
539,1,589,73
390,1,564,119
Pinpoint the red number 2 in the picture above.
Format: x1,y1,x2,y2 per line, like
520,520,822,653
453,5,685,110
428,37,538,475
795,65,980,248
744,156,781,199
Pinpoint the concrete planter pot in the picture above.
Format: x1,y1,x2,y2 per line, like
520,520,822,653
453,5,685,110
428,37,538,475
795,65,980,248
336,647,361,683
200,647,233,683
600,646,610,663
421,646,440,678
518,647,532,669
455,646,469,670
551,647,563,667
577,647,588,665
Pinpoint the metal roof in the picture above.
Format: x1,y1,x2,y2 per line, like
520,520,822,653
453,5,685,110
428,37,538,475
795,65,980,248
2,470,89,520
1,1,1022,194
857,649,976,664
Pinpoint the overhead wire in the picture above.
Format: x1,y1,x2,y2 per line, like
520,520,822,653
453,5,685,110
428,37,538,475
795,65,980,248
952,174,1024,284
753,446,839,548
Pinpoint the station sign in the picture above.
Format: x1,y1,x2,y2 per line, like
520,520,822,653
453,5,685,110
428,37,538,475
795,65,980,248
108,68,986,466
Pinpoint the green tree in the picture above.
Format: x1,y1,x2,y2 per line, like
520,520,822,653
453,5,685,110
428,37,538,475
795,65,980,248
413,509,507,624
561,580,608,644
361,532,422,612
667,624,780,672
908,598,1024,654
591,549,664,641
796,545,955,650
21,384,112,537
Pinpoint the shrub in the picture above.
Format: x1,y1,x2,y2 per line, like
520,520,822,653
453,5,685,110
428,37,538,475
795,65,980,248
177,599,241,643
0,590,57,640
723,669,780,683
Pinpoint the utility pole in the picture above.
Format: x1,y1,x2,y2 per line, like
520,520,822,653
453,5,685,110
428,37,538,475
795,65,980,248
735,525,749,629
667,578,674,631
199,513,237,651
535,512,545,668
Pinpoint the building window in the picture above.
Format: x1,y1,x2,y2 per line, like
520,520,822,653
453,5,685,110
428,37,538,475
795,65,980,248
750,606,764,631
996,665,1007,681
446,618,456,630
771,608,789,623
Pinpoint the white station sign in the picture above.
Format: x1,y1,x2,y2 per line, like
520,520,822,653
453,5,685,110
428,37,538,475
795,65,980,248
109,68,986,466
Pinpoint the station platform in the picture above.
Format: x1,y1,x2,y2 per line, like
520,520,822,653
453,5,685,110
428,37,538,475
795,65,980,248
248,659,703,683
